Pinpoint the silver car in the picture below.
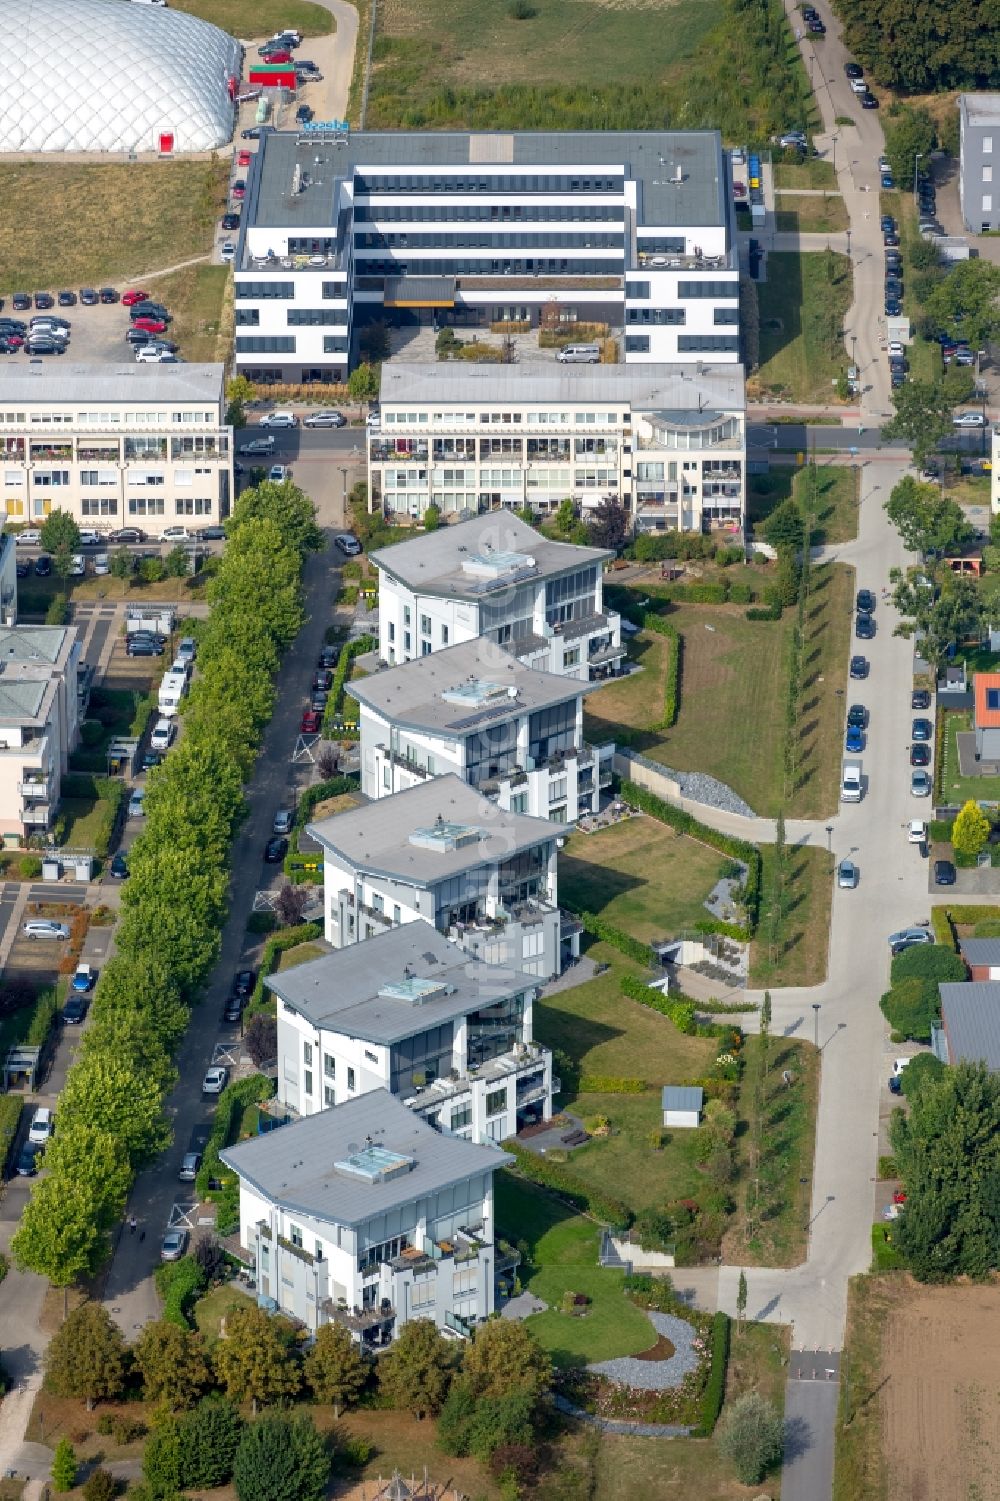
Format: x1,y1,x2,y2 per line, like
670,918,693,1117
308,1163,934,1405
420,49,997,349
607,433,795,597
23,919,70,940
273,808,294,835
160,1229,188,1262
837,859,859,889
910,770,932,797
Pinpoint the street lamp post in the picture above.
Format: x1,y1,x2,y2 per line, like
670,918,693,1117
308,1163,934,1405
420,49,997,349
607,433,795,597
845,226,852,261
812,1002,821,1050
825,824,834,865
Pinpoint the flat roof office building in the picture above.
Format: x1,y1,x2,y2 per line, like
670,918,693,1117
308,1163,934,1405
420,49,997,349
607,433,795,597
233,129,740,383
959,95,1000,234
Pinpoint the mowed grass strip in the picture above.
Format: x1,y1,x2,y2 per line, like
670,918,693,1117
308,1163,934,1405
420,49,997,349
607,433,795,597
774,193,850,233
559,819,727,943
774,159,838,189
756,250,852,402
172,0,334,36
0,160,228,292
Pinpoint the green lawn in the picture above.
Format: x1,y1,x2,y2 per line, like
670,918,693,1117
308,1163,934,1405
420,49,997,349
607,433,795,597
53,798,108,851
0,160,227,291
276,940,327,971
586,565,852,819
750,463,859,546
494,1175,655,1367
192,1284,256,1342
774,194,850,233
144,265,230,364
756,250,852,402
750,844,832,987
559,818,730,943
774,159,838,189
938,710,1000,804
174,0,333,34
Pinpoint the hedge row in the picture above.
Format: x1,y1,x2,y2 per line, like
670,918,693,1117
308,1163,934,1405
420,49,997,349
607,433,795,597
746,603,783,622
694,1312,731,1436
642,613,681,726
578,1075,647,1094
576,910,651,967
0,1097,22,1176
12,484,318,1286
621,780,762,933
504,1142,632,1231
693,916,752,943
323,634,376,732
248,920,323,1012
621,972,697,1035
294,775,358,832
195,1073,276,1202
154,1256,208,1330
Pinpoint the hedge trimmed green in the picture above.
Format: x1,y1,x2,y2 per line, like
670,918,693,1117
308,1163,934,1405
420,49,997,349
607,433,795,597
694,1311,730,1436
155,1255,208,1329
248,921,323,1012
504,1144,632,1231
621,973,697,1035
323,635,376,732
621,780,761,932
195,1073,275,1201
642,613,681,726
576,911,651,967
578,1075,647,1094
0,1096,22,1175
295,775,358,831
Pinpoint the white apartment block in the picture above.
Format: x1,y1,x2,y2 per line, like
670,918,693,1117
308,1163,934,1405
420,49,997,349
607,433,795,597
0,365,233,537
222,1089,513,1342
371,513,624,681
308,774,577,979
232,128,740,383
0,621,81,840
268,922,553,1144
371,362,745,533
349,637,612,821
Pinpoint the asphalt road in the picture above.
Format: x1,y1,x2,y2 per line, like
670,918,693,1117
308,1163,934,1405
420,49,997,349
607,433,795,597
748,422,992,455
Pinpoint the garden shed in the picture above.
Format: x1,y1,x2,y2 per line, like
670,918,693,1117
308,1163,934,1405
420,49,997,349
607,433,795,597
661,1084,703,1129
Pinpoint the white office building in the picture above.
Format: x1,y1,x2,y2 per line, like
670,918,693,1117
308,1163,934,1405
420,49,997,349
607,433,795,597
232,128,740,383
370,361,745,532
371,513,624,680
269,922,554,1142
0,622,81,840
222,1089,514,1341
309,774,577,978
0,365,233,537
349,637,612,820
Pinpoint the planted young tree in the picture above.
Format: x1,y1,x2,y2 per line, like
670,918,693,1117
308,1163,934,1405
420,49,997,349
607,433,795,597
132,1319,211,1409
44,1303,127,1409
423,502,442,532
952,799,991,860
303,1320,369,1415
275,882,309,927
51,1438,78,1494
212,1304,301,1414
736,1269,748,1334
717,1391,784,1484
233,1413,331,1501
378,1318,455,1418
40,508,82,588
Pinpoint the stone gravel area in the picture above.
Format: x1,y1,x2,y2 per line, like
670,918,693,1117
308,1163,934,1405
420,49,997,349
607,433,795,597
629,750,756,818
589,1311,703,1391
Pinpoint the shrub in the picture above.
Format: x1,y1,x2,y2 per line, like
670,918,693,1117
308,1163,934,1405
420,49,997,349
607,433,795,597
338,1434,374,1467
51,1438,77,1493
890,945,966,985
46,594,70,626
879,977,939,1043
575,911,650,967
82,1468,119,1501
154,1255,208,1330
195,1074,275,1201
0,1096,20,1175
578,1074,646,1093
247,911,277,935
694,1312,730,1436
503,1146,632,1230
716,1390,783,1483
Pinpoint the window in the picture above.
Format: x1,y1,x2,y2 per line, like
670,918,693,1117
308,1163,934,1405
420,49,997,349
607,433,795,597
32,470,70,487
322,281,347,299
451,1104,472,1130
80,469,117,486
627,281,650,299
411,1278,435,1309
393,904,401,923
984,166,994,183
174,497,213,516
304,1069,313,1096
290,1224,303,1248
453,1264,478,1295
322,338,348,355
420,614,431,635
235,337,296,353
624,335,650,353
677,334,739,353
324,1085,335,1107
81,497,118,515
510,791,527,813
677,281,738,299
347,1067,356,1091
234,281,294,299
287,308,345,325
486,1087,508,1117
441,625,449,645
303,1042,313,1066
421,640,432,655
127,497,165,515
324,1053,335,1078
235,308,260,326
364,1048,378,1064
984,136,994,154
983,195,994,212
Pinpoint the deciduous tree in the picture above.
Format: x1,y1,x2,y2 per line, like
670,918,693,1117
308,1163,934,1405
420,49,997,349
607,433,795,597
882,104,936,189
762,498,804,553
51,1438,77,1494
303,1320,369,1415
461,1319,551,1402
56,1050,171,1167
952,799,992,859
44,1303,127,1409
40,509,81,586
13,1177,111,1304
132,1319,211,1409
377,1318,455,1418
884,475,973,557
183,1397,245,1489
716,1391,784,1484
588,496,628,551
230,481,322,556
244,1013,278,1069
925,261,1000,352
212,1305,301,1414
348,361,380,406
882,386,955,471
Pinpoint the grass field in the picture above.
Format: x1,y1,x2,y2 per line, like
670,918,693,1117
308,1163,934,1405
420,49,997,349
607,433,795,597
774,194,850,233
774,159,838,189
750,463,860,546
0,160,227,292
586,565,852,819
559,819,729,943
725,1035,819,1265
938,709,1000,803
495,1174,656,1367
750,844,832,987
144,264,231,364
756,250,852,402
173,0,334,36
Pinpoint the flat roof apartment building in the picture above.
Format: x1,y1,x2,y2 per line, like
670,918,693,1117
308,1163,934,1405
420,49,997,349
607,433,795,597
308,774,577,978
0,623,81,840
0,365,233,537
349,637,613,821
959,95,1000,234
222,1088,512,1341
370,513,624,680
370,362,745,532
268,922,554,1144
232,128,740,383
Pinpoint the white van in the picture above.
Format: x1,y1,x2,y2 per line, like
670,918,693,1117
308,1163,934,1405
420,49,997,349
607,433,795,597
158,670,189,717
556,344,600,364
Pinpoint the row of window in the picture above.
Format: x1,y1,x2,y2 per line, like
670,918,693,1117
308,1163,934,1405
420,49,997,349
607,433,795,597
235,336,349,354
355,173,623,195
626,305,737,326
354,256,625,276
236,308,349,328
355,203,624,223
1,410,219,427
356,231,622,250
235,280,346,300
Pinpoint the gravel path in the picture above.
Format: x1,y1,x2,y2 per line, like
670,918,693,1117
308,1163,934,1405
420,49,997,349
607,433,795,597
589,1311,704,1391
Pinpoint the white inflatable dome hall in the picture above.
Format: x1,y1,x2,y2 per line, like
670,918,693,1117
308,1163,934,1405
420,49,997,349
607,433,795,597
0,0,241,153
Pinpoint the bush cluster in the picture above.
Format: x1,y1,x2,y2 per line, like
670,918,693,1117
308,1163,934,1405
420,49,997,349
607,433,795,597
246,922,323,1013
578,1074,646,1094
195,1073,276,1214
694,1312,731,1436
12,483,318,1286
322,634,376,735
576,910,651,967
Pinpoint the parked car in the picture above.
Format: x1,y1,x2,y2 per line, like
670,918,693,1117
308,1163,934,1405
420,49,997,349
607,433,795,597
264,836,289,863
12,293,31,311
16,1141,42,1176
837,859,859,889
911,718,932,742
99,287,120,303
132,317,167,335
847,703,867,728
259,411,298,428
71,962,95,993
28,1106,54,1144
179,1151,202,1182
912,689,931,710
934,859,957,886
335,532,363,556
23,919,70,940
849,655,869,679
62,994,88,1025
953,411,986,427
856,588,876,614
222,212,241,231
312,670,333,691
110,851,129,878
845,61,863,78
300,708,321,733
911,769,932,797
846,724,864,753
150,717,176,752
884,232,900,247
855,613,875,640
861,92,879,108
910,743,931,767
233,968,256,998
79,287,99,305
221,242,236,263
110,526,146,543
224,994,246,1024
34,555,52,576
318,645,338,669
273,807,294,835
15,529,41,546
238,436,275,455
268,464,288,483
160,1229,189,1262
34,292,54,309
304,409,346,428
122,289,151,306
203,1066,229,1096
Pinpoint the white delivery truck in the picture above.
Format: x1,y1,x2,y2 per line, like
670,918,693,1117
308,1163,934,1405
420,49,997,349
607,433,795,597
840,759,863,803
158,670,189,718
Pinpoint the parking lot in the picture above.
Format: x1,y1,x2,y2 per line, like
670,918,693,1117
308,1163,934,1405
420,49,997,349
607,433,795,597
1,294,179,367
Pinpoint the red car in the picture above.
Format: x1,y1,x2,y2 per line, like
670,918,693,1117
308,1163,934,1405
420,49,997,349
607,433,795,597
892,1190,907,1205
300,709,321,734
232,180,247,200
237,150,252,168
122,289,151,306
261,49,292,62
132,317,167,334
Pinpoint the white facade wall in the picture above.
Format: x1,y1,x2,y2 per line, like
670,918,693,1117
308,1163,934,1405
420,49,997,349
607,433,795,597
234,255,350,379
0,636,80,840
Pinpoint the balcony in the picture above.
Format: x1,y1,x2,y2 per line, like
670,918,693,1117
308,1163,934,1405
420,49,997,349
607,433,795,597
404,1043,551,1111
22,804,52,827
379,747,433,781
357,899,393,928
324,1299,395,1339
444,1310,477,1339
19,769,54,800
370,442,428,462
495,1240,521,1276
